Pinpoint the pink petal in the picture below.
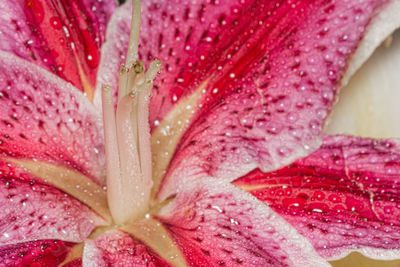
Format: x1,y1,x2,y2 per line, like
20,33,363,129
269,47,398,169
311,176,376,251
97,0,389,118
83,230,170,266
156,179,329,266
0,159,105,246
234,135,400,260
141,0,395,198
93,2,130,109
0,0,116,94
0,240,75,266
95,1,398,199
0,52,105,182
95,0,262,112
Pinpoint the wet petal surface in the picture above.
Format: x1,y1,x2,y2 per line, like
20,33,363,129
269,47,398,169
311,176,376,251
140,0,394,198
0,240,75,266
157,179,329,267
94,0,399,200
234,135,400,260
0,0,116,94
0,52,105,182
0,159,105,246
83,229,170,266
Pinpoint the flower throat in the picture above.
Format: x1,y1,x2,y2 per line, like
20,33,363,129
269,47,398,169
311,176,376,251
101,0,161,225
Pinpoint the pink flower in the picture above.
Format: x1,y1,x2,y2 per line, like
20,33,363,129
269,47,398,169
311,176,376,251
0,0,399,266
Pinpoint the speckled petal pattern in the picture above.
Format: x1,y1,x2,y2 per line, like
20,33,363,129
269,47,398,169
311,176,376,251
157,179,329,267
83,229,170,266
0,159,105,246
0,240,75,267
138,0,392,199
0,0,116,92
0,52,105,182
234,135,400,260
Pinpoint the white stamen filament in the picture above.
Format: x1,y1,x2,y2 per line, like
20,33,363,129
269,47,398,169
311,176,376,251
118,65,128,102
101,0,161,225
101,85,125,223
116,94,149,222
137,60,162,190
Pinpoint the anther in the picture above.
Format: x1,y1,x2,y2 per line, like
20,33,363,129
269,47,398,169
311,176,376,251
102,0,162,225
133,60,145,73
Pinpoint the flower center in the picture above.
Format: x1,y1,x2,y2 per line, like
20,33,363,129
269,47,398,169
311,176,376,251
101,0,161,225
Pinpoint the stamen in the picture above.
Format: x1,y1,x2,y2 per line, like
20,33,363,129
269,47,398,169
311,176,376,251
133,60,145,74
101,85,122,222
118,65,128,101
102,0,162,225
127,61,145,97
126,0,141,67
145,60,162,83
115,94,150,223
136,60,162,189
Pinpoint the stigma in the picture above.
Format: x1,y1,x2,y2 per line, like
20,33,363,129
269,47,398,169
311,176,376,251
101,0,161,225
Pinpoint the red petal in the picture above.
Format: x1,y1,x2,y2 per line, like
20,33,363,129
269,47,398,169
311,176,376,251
157,179,328,266
0,0,116,94
83,230,170,266
0,240,75,266
140,0,395,198
0,52,105,182
64,259,83,267
234,135,400,260
0,160,105,245
95,0,263,112
97,0,389,119
94,1,398,199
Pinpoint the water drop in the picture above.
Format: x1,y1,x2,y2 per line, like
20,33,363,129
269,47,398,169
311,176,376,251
50,17,62,29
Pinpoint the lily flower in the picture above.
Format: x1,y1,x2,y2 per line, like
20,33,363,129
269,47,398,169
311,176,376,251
0,0,399,266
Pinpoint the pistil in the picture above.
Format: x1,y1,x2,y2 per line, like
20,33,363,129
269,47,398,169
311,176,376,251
101,0,161,225
126,0,141,68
